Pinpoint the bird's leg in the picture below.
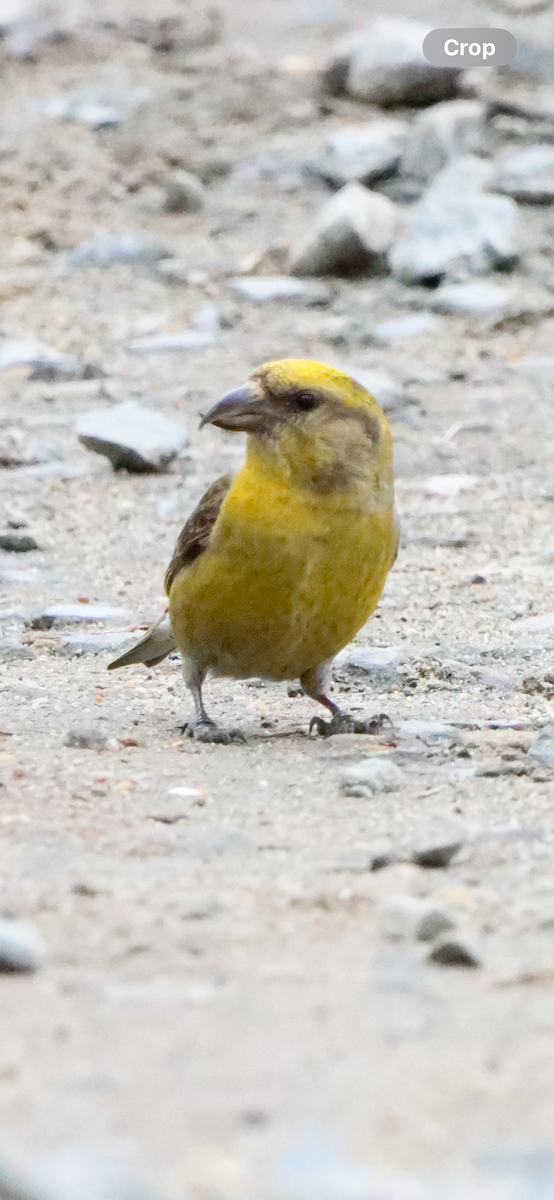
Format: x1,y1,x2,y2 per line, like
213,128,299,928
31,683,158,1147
181,661,245,744
300,663,392,738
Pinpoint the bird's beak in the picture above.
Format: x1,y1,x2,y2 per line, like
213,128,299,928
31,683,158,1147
200,384,278,435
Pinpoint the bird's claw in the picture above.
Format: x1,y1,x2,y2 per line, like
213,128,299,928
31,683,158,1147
310,711,393,738
181,717,246,744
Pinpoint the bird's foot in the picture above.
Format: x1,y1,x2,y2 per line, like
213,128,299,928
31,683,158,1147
309,711,393,738
181,716,246,744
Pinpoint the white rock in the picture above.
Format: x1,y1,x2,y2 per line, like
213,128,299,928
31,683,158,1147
76,401,188,472
372,313,442,344
511,355,554,386
424,474,479,496
341,757,406,796
0,917,43,973
342,365,407,412
344,19,461,107
429,280,513,315
229,276,329,305
322,119,409,186
379,896,455,942
290,182,397,277
128,330,214,353
390,156,521,282
400,100,486,183
491,144,554,203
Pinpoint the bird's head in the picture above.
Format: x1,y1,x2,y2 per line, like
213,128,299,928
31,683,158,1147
201,359,394,501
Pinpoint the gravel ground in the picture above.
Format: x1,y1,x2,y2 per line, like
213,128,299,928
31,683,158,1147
3,1,554,1196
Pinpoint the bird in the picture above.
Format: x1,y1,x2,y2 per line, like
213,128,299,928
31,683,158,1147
108,358,399,742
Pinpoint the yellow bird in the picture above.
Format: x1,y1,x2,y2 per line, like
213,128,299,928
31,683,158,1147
109,359,399,741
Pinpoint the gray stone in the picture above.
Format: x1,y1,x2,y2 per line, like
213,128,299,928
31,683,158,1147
467,37,554,122
335,645,403,689
56,631,137,657
290,183,397,277
390,156,521,282
128,330,214,353
396,720,459,744
379,896,455,942
511,356,554,387
427,936,481,968
76,401,188,472
319,119,409,187
371,313,443,344
491,144,554,203
64,727,108,751
528,725,554,766
0,917,43,973
429,280,513,316
0,535,38,552
0,639,34,662
164,169,205,213
341,365,408,412
400,100,486,183
341,757,406,797
229,277,330,305
28,605,127,630
69,232,173,269
343,19,461,107
412,840,463,869
514,612,554,634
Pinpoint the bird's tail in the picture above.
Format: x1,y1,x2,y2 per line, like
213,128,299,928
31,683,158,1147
108,613,177,671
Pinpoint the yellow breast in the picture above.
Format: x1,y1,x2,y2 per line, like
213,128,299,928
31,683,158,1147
169,457,398,682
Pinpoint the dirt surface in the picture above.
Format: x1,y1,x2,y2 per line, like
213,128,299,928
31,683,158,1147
3,1,554,1196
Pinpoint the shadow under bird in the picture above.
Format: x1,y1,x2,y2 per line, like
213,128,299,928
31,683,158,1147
109,359,399,742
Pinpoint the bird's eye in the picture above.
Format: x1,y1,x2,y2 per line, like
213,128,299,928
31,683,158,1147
290,390,321,412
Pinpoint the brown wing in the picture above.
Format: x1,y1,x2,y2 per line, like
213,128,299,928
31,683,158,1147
164,473,233,596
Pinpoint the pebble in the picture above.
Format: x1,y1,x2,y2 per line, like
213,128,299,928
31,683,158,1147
338,18,461,107
0,638,34,661
412,840,463,869
427,935,481,968
491,145,554,203
396,720,459,744
28,604,127,630
341,757,406,797
390,156,521,283
371,313,442,344
511,356,554,387
69,232,173,269
64,727,108,751
0,534,38,552
527,725,554,767
318,119,409,187
429,280,513,316
470,36,554,121
423,474,478,496
128,330,215,353
0,339,77,378
341,365,408,412
229,277,330,305
335,645,403,690
379,896,455,942
400,100,486,183
0,1145,168,1200
289,182,397,277
513,612,554,633
164,169,206,213
76,401,188,472
0,917,43,973
56,631,136,657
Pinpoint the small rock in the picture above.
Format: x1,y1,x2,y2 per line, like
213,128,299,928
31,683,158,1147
424,474,478,496
371,313,442,343
0,918,43,973
390,156,521,283
128,330,214,353
229,277,330,305
341,365,408,413
0,534,38,552
427,935,480,968
396,720,460,744
0,339,77,378
469,38,554,122
164,169,206,213
76,401,188,472
0,1145,168,1200
412,841,463,869
511,356,554,387
69,232,173,269
491,144,554,203
28,604,127,630
528,725,554,767
317,119,409,187
335,18,461,107
290,182,397,277
429,280,513,316
64,727,107,751
56,631,137,657
379,896,455,941
513,612,554,633
336,645,403,690
400,100,486,183
341,757,406,796
0,639,34,662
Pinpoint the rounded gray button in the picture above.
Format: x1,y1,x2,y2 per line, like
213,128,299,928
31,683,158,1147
423,28,517,67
